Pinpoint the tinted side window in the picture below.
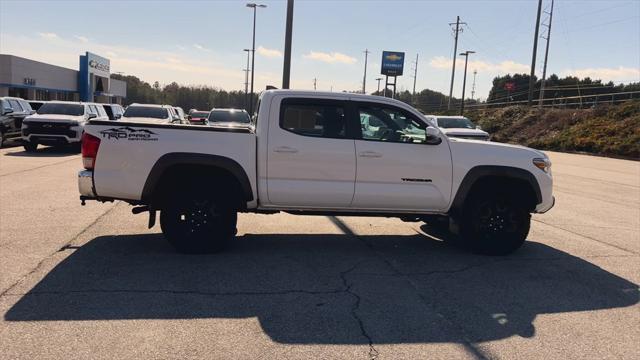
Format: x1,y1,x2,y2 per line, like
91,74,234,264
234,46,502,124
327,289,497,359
19,100,32,112
280,102,346,139
97,105,107,117
8,99,23,112
357,104,426,143
103,105,114,119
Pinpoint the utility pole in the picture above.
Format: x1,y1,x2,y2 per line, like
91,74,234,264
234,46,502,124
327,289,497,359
448,16,466,110
362,49,370,94
471,69,477,100
459,50,475,116
246,3,267,115
313,78,317,90
375,77,382,95
411,53,419,102
243,49,251,110
538,0,554,107
282,0,294,89
527,0,543,105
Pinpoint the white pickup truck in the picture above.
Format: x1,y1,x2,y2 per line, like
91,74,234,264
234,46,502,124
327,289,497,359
78,90,554,255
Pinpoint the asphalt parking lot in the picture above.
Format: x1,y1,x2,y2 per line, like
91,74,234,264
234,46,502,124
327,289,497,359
0,144,638,359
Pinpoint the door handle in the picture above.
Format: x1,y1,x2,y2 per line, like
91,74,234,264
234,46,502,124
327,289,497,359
274,146,299,153
358,151,383,158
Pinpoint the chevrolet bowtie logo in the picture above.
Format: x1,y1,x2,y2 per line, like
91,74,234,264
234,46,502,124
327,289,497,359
385,54,402,61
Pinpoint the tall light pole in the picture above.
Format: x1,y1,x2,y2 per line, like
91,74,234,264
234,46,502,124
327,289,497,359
375,77,382,95
243,49,251,110
246,3,266,115
282,0,294,89
459,50,475,116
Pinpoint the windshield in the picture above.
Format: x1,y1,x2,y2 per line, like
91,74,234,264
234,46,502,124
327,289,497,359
209,110,250,123
123,106,168,119
191,111,209,118
437,117,475,129
38,103,84,116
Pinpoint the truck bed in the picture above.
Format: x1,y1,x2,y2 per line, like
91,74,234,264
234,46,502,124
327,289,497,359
85,120,257,202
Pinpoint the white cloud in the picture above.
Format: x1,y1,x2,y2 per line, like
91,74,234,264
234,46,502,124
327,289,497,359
1,32,244,89
429,56,529,75
73,35,89,43
193,43,211,52
564,66,640,82
303,51,357,64
37,32,58,40
257,46,282,58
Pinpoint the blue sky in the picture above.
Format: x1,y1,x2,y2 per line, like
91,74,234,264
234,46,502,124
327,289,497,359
1,0,638,99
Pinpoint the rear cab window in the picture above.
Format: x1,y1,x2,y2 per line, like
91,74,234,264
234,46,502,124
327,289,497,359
279,99,348,139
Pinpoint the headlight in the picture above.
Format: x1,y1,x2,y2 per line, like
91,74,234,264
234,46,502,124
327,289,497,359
533,158,551,173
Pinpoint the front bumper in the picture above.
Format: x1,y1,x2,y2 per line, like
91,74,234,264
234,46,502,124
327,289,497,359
78,170,96,198
535,195,555,213
22,122,82,144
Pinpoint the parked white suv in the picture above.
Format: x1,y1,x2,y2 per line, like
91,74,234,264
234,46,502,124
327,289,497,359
425,115,490,141
22,101,109,152
121,104,183,124
78,90,553,255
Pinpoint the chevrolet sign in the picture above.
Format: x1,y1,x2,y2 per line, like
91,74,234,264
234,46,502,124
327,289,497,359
381,51,405,76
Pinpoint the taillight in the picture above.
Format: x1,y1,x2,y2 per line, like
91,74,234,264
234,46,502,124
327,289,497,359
81,133,101,170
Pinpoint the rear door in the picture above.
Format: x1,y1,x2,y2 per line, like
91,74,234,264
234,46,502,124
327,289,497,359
266,97,357,207
351,102,452,211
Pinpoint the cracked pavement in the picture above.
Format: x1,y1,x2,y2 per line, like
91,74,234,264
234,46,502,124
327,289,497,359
0,146,639,359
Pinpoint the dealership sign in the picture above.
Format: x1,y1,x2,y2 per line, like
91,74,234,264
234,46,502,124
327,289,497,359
86,52,110,78
381,51,405,76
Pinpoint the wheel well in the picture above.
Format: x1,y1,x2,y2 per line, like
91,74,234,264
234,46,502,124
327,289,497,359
151,164,246,210
463,176,538,212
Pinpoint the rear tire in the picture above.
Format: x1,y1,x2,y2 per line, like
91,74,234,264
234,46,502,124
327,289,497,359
0,131,5,148
23,141,38,152
459,192,530,255
160,190,237,254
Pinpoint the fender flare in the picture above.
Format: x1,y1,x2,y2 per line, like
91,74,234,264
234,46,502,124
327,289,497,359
451,165,542,213
141,152,254,203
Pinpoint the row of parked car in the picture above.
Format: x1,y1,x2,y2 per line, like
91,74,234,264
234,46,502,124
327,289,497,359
0,97,251,151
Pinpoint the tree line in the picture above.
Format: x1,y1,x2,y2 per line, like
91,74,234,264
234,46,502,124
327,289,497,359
112,73,638,114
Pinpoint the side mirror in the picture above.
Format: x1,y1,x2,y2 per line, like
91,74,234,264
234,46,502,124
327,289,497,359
88,113,97,120
187,115,192,120
114,114,122,119
30,110,37,115
424,127,442,145
3,108,13,115
476,125,482,130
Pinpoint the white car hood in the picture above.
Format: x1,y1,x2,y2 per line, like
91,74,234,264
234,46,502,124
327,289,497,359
25,114,85,123
121,117,170,124
440,127,489,137
449,136,547,159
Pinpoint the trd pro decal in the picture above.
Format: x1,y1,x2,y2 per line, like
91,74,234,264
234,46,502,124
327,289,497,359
99,127,158,141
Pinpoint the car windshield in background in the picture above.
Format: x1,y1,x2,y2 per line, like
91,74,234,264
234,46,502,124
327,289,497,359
437,117,475,129
123,106,168,119
37,103,84,116
209,110,250,123
191,112,209,118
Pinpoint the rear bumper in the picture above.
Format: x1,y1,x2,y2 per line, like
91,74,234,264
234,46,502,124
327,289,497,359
78,170,96,198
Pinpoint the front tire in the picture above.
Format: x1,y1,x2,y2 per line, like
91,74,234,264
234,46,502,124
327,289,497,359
23,141,38,152
160,191,237,254
0,131,5,148
459,193,531,255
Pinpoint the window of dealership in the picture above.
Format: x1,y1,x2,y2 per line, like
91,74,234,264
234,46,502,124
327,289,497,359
0,52,126,104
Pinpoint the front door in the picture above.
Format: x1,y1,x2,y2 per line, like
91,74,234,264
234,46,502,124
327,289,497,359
266,98,356,207
352,102,452,211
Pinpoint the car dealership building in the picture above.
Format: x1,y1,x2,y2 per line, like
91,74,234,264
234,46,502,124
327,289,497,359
0,52,126,104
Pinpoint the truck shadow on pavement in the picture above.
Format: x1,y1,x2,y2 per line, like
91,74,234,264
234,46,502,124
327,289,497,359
5,224,639,346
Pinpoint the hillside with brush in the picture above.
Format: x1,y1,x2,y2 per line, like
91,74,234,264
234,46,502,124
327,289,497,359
463,101,640,159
